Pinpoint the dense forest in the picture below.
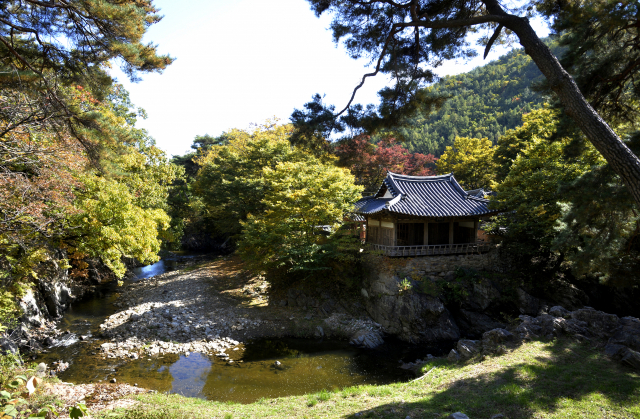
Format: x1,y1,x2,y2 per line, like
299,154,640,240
389,46,553,156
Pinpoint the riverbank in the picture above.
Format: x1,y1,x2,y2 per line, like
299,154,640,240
96,255,382,360
97,337,640,419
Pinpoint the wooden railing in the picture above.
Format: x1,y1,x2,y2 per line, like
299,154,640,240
368,242,493,257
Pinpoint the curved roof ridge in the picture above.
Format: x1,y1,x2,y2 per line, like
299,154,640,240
384,173,404,196
448,174,468,197
386,171,453,181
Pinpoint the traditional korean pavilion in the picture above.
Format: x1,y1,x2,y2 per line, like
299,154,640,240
354,172,501,256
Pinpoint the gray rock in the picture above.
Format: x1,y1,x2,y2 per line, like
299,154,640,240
514,315,542,340
549,306,570,318
447,413,469,419
464,282,501,311
620,348,640,370
38,274,74,318
364,286,460,342
545,280,590,310
19,289,47,327
35,362,47,377
315,326,324,338
482,328,513,354
604,343,640,370
457,339,481,359
447,348,461,363
455,309,506,337
0,337,18,355
608,317,640,352
604,343,627,358
534,314,563,337
560,318,589,337
516,288,540,315
490,414,505,419
349,330,384,349
570,308,619,337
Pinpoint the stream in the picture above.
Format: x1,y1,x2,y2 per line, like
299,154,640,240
36,256,448,404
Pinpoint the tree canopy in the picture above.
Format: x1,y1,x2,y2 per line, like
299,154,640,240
305,0,640,207
437,136,497,190
335,135,436,193
238,157,363,281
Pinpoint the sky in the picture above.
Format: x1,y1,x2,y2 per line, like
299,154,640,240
111,0,550,157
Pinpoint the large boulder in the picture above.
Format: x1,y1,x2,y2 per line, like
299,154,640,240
544,280,589,310
0,337,18,355
457,339,481,359
604,344,640,370
462,282,501,312
39,278,74,318
364,291,460,342
548,306,571,318
19,289,48,327
447,348,461,363
570,308,619,338
608,317,640,352
482,328,514,354
515,288,540,316
513,315,543,340
349,330,384,349
455,309,506,337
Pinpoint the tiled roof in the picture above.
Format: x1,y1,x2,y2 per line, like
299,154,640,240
347,213,366,222
354,172,501,218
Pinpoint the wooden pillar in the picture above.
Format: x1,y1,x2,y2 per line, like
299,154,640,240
474,219,479,243
393,218,397,246
424,222,429,245
365,217,369,244
449,221,454,245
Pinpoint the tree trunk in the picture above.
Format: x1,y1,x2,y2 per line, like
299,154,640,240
502,15,640,206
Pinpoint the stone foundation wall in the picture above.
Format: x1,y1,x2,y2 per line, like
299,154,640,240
402,250,501,279
360,250,504,342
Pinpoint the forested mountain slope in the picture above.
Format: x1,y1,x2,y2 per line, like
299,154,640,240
392,46,555,156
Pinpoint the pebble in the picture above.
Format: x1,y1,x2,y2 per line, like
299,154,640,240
91,260,383,360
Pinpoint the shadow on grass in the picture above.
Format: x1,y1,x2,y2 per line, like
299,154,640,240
345,339,640,419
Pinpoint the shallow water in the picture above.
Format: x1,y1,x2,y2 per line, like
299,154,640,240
44,337,419,403
37,256,447,403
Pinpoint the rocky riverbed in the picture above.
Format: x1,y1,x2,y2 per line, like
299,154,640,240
95,256,385,360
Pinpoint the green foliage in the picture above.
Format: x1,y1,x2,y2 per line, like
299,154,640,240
1,83,178,305
552,141,640,286
536,0,640,127
374,46,550,155
165,133,235,247
436,136,498,189
398,278,413,293
489,107,605,278
0,291,18,334
238,155,363,283
71,175,171,278
194,121,308,237
493,107,560,182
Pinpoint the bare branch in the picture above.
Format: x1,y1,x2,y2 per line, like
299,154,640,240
336,26,403,116
484,24,503,59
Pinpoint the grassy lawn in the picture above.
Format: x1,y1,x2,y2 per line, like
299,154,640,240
98,338,640,419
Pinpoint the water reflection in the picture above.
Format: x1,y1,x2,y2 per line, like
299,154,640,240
47,338,417,404
132,259,177,280
36,254,445,404
169,353,212,397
